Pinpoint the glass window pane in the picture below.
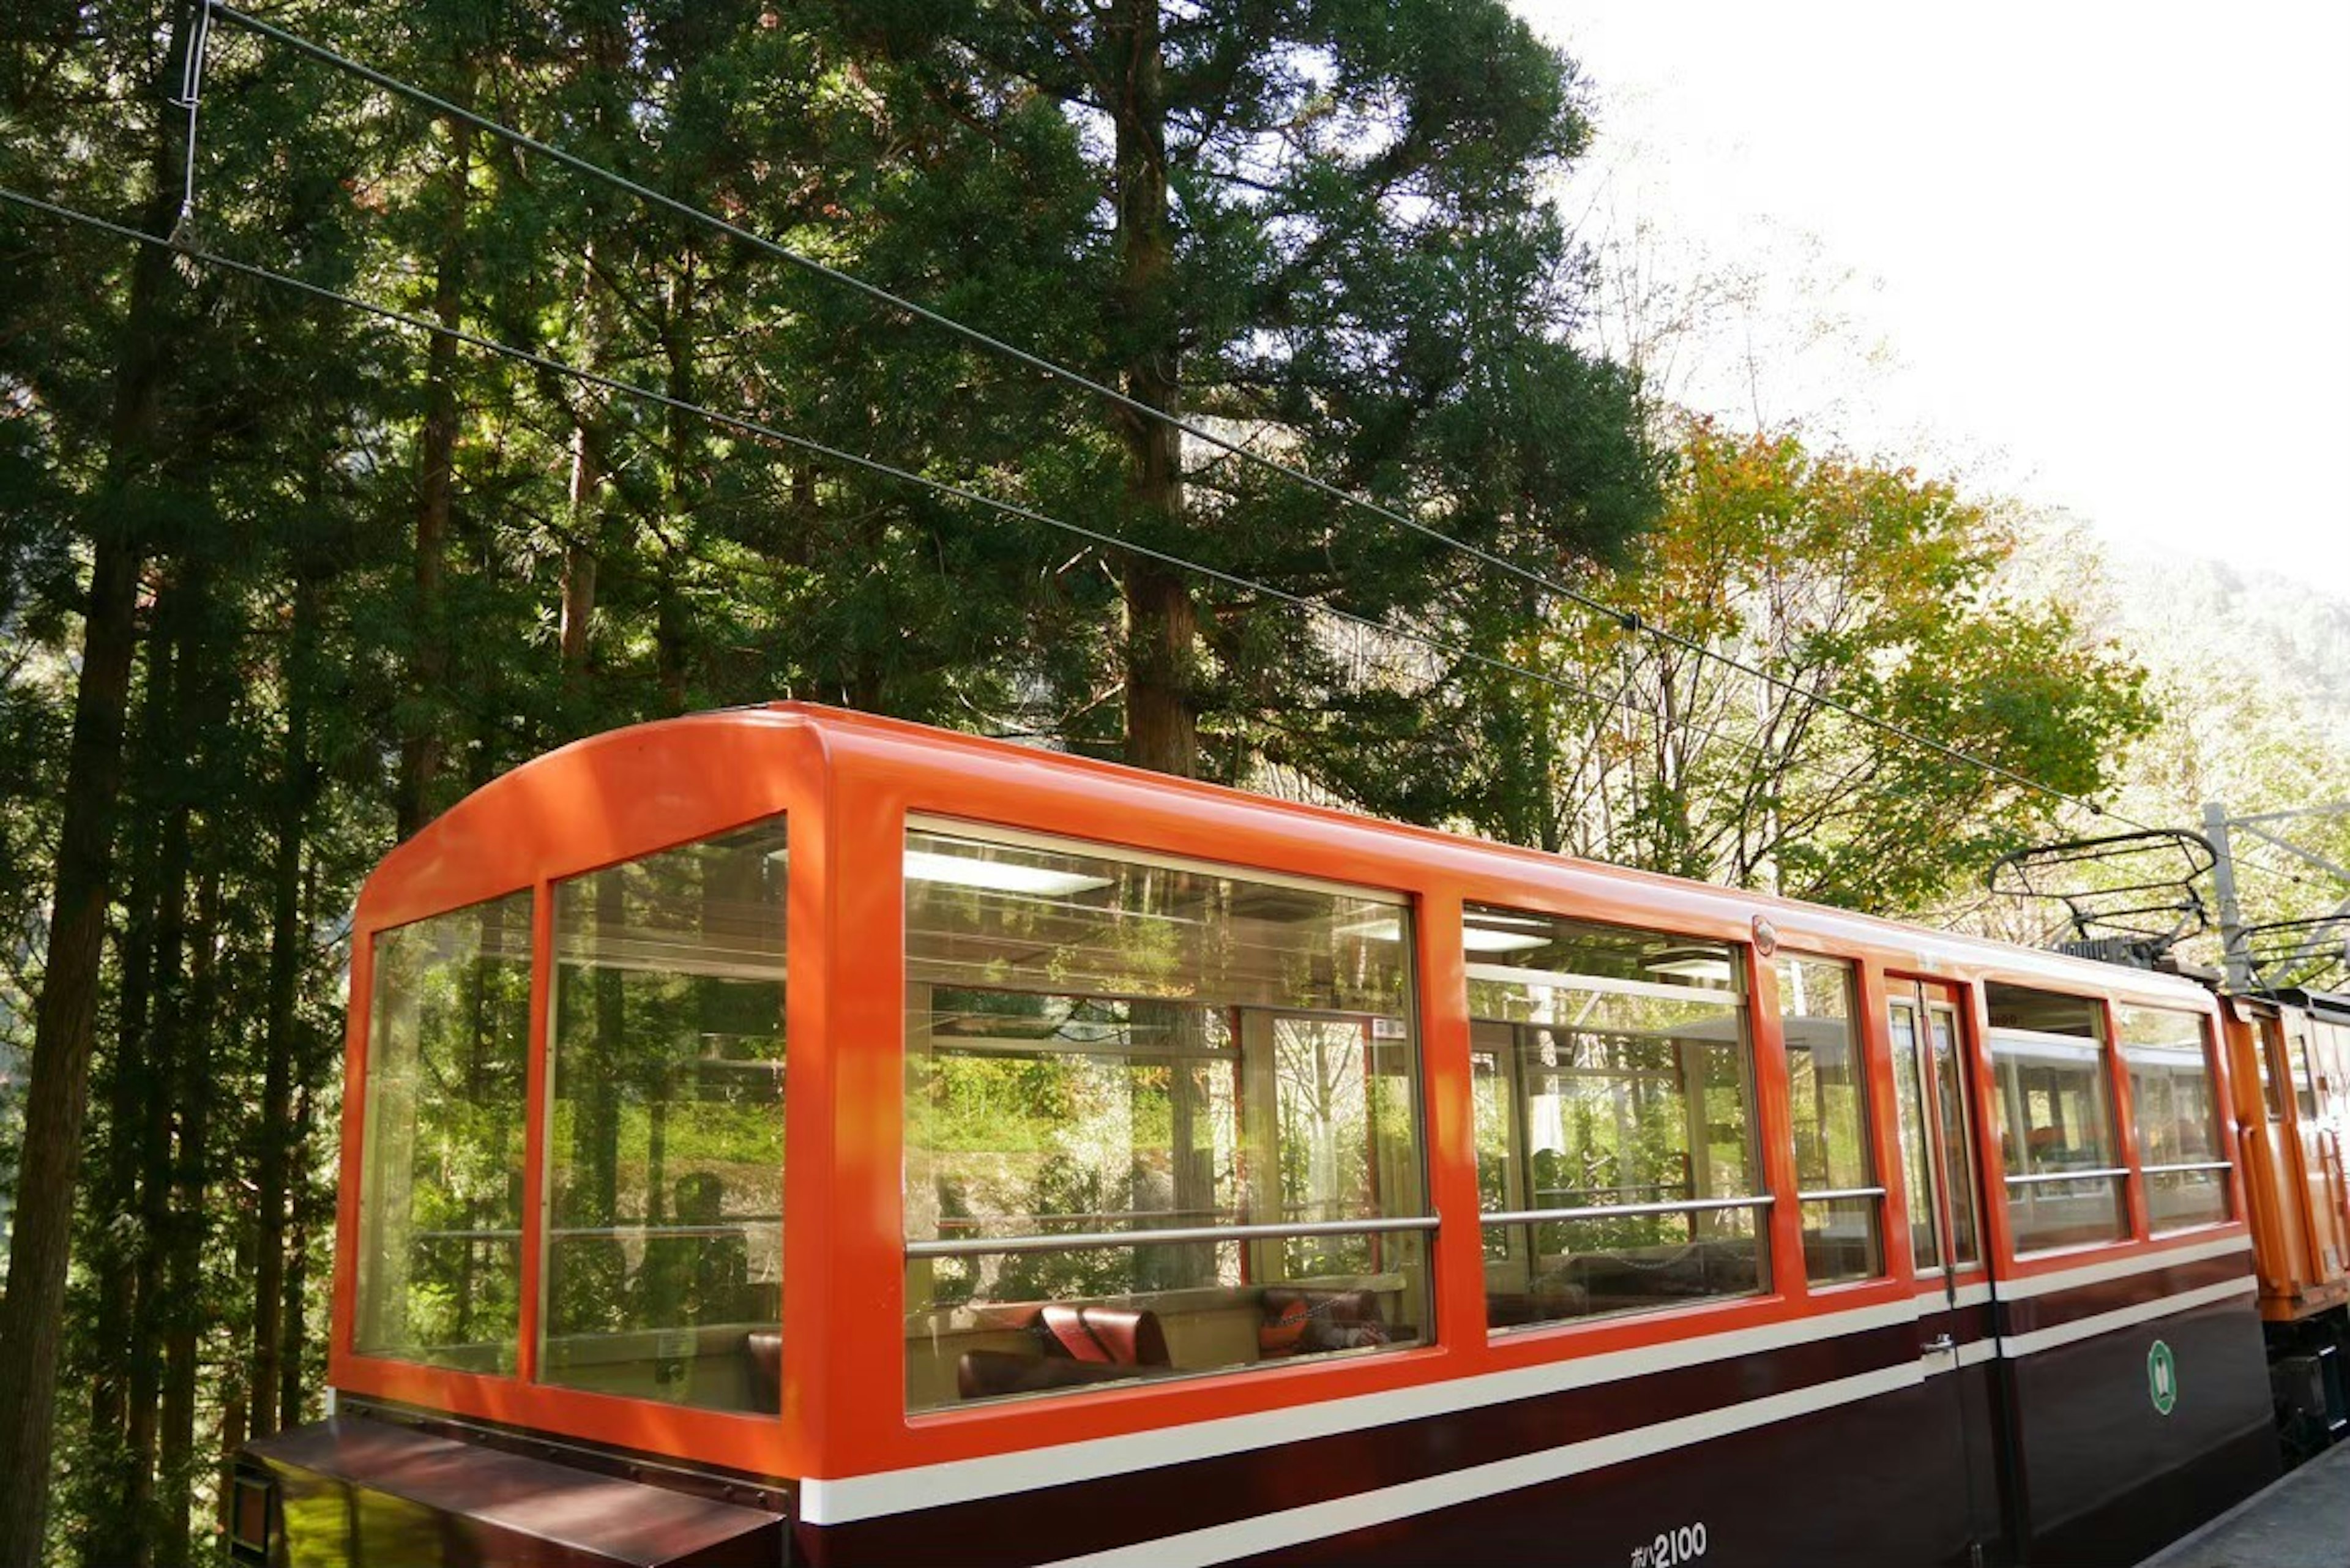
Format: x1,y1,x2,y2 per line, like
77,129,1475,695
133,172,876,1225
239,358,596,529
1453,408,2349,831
1928,1008,1982,1267
1471,1026,1518,1263
1466,909,1766,1331
2285,1026,2321,1121
2117,1006,2228,1232
1485,1206,1766,1327
1797,1198,1881,1283
2256,1023,2286,1121
1889,1004,1941,1271
354,893,534,1372
1779,957,1881,1284
1988,986,2125,1251
542,819,787,1412
903,829,1427,1410
2146,1168,2229,1230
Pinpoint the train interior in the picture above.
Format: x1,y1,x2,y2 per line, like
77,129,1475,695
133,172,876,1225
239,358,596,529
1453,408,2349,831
354,819,789,1412
900,826,1430,1408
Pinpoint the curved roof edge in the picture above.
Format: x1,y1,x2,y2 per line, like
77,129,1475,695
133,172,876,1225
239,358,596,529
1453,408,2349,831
365,701,2214,1008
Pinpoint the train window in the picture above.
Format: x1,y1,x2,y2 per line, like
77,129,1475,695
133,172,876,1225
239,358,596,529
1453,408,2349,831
540,821,788,1412
2117,1006,2229,1231
2283,1026,2321,1121
354,892,535,1373
1927,1006,1982,1266
901,827,1430,1411
2322,1021,2350,1118
2255,1021,2287,1121
1889,1003,1941,1270
1778,958,1883,1284
1467,911,1768,1331
1986,986,2127,1251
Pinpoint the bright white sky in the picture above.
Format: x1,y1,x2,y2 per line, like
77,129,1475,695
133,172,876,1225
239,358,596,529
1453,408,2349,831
1515,1,2350,597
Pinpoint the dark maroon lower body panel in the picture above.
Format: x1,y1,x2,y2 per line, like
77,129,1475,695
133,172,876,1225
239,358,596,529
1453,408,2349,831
797,1340,2005,1568
799,1324,1930,1568
2025,1426,2279,1568
1220,1379,1973,1568
2001,1297,2279,1568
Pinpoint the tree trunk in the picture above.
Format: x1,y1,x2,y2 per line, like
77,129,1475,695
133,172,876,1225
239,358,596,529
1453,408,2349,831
278,1080,316,1436
1110,0,1195,778
126,618,197,1568
395,98,477,839
81,611,177,1568
557,240,612,689
0,29,187,1547
248,567,317,1440
558,418,602,679
84,617,171,1496
157,849,223,1568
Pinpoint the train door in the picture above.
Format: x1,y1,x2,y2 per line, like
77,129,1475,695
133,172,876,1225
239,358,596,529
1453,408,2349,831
1890,979,2006,1565
2282,1012,2350,1282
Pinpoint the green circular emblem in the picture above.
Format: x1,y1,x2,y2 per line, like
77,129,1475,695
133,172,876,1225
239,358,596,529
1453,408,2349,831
2147,1339,2177,1416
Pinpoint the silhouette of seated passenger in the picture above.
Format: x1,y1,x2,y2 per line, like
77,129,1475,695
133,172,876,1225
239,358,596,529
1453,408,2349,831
636,1172,752,1331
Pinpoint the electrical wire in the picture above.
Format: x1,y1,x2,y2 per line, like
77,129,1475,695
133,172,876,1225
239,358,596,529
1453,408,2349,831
197,0,2140,831
0,181,1779,769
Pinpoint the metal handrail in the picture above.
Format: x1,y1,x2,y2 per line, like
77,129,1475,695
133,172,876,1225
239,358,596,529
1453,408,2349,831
1794,1185,1888,1203
548,1222,781,1238
1479,1195,1770,1225
2004,1167,2129,1186
2138,1160,2234,1175
906,1214,1438,1260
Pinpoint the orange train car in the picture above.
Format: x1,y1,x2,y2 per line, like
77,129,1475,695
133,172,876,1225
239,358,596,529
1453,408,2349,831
232,704,2286,1568
2220,988,2350,1445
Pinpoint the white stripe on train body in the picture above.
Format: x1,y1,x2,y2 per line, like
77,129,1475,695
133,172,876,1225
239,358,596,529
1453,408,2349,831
801,1239,2255,1529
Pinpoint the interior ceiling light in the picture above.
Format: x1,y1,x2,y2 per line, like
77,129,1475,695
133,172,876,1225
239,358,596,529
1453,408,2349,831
903,849,1113,897
1463,926,1550,954
1338,917,1548,954
1642,946,1734,983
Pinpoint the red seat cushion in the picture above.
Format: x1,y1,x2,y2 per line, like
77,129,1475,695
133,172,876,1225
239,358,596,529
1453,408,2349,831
1039,1304,1170,1366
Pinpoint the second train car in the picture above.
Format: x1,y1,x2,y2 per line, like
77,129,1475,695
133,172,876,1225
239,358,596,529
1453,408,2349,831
233,704,2284,1567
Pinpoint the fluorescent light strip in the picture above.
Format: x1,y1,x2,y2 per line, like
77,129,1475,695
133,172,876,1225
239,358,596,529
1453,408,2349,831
907,815,1406,908
1462,927,1549,953
903,848,1113,898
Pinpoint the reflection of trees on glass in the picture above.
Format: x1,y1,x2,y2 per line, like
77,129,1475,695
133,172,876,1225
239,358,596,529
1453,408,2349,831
2119,1006,2228,1230
1778,957,1880,1283
543,818,786,1412
901,829,1430,1409
1928,1010,1982,1266
355,893,534,1372
1889,1006,1941,1269
911,1017,1242,1305
1988,985,2126,1250
1465,908,1764,1327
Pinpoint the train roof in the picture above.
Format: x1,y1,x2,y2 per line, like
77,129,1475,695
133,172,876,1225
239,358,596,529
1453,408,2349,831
370,701,2218,1014
2259,987,2350,1023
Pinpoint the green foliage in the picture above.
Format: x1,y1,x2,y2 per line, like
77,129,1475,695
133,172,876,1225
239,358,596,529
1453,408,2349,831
1302,419,2158,914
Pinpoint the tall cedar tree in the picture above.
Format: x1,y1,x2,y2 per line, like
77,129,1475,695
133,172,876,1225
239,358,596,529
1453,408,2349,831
828,0,1664,777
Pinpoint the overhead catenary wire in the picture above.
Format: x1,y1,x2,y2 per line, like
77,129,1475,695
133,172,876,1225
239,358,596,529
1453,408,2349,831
0,181,1781,772
195,0,2143,832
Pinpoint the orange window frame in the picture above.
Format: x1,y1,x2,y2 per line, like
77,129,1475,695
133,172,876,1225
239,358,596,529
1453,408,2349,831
328,714,827,1481
1967,977,2248,1290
